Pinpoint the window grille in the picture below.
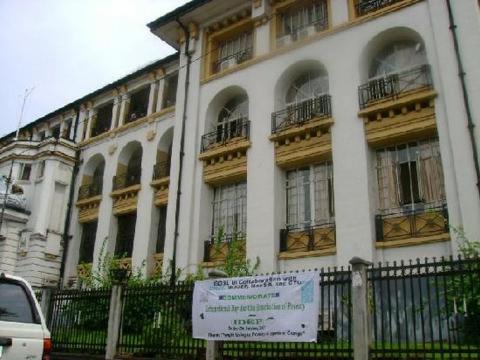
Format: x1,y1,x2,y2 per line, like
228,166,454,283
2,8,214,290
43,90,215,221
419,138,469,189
212,182,247,240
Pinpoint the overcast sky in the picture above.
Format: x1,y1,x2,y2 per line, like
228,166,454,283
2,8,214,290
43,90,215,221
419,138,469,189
0,0,190,138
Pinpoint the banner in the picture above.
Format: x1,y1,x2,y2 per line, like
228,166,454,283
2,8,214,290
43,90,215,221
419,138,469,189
192,271,319,342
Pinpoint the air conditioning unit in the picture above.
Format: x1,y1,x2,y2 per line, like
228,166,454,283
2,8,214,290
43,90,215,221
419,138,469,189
219,57,237,71
276,34,293,47
296,25,317,39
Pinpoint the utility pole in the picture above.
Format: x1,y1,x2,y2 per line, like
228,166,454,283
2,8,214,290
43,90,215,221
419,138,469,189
0,87,34,238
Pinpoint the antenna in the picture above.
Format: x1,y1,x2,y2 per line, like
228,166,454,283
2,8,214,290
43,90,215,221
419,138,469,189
15,87,35,141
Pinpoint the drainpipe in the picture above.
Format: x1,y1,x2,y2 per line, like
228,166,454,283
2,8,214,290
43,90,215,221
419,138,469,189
445,0,480,198
171,18,191,286
59,106,81,288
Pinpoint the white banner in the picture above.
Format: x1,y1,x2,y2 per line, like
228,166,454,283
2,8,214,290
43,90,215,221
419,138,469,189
192,271,319,342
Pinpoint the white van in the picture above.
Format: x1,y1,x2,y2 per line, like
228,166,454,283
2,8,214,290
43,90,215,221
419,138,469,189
0,273,51,360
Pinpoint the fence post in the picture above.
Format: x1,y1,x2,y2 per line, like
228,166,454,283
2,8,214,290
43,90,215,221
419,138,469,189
205,269,226,360
349,257,372,360
40,287,53,324
105,285,123,360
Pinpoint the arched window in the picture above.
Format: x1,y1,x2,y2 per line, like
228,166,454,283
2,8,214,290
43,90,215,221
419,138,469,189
126,148,142,186
216,95,248,143
285,69,328,105
92,162,104,195
369,40,426,79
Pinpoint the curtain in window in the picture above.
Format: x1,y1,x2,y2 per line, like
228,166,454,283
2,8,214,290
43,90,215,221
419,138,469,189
376,139,445,211
286,162,334,229
218,32,253,63
418,140,445,205
377,149,400,210
281,1,327,35
313,163,334,224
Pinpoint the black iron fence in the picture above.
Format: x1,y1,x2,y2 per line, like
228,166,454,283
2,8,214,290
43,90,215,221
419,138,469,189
280,222,336,252
375,203,449,242
369,256,480,359
201,118,250,152
112,172,141,191
355,0,404,17
48,287,111,355
152,160,170,180
45,257,479,359
78,183,102,200
358,64,432,109
117,281,205,359
271,95,332,134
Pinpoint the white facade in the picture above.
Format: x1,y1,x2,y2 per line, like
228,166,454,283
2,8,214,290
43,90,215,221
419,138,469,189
1,0,479,286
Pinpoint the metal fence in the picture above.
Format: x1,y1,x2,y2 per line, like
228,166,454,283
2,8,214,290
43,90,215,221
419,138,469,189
355,0,404,17
271,95,332,134
152,160,170,180
48,288,111,355
45,257,479,359
200,118,250,152
117,281,205,359
358,64,432,109
78,183,102,200
369,256,480,359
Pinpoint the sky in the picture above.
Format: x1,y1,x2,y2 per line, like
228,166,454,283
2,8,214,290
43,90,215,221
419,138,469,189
0,0,190,138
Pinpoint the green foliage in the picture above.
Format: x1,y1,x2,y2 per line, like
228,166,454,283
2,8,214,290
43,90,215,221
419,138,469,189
448,226,480,344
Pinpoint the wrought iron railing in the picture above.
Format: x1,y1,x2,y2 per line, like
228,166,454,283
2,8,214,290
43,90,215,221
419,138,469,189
203,234,246,262
200,118,250,152
280,222,336,252
78,183,102,200
213,47,253,74
358,64,432,109
48,287,111,355
152,160,170,180
271,95,332,134
375,202,448,242
368,256,480,358
112,172,141,191
355,0,404,17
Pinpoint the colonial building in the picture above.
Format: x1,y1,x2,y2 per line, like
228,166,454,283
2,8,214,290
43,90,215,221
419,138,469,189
1,0,479,286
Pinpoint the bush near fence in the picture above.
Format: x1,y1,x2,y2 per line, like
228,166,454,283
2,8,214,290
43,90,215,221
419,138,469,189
45,256,479,359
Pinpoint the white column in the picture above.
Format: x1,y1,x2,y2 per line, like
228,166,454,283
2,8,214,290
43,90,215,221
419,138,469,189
131,140,156,276
147,80,159,116
110,96,121,130
84,108,94,140
118,94,130,127
155,78,165,112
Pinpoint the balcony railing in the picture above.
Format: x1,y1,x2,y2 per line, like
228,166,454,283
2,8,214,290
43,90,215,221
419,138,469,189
213,48,253,74
78,183,102,200
201,118,250,152
375,203,448,242
280,222,335,252
271,95,332,134
152,161,170,180
203,233,246,262
112,172,141,191
355,0,404,17
358,64,432,109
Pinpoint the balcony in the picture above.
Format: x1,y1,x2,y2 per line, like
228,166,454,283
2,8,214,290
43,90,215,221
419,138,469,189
279,223,336,260
76,184,102,223
213,48,253,74
375,203,449,248
111,173,141,215
270,95,333,169
203,234,246,266
151,161,170,206
358,65,437,146
199,118,250,185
